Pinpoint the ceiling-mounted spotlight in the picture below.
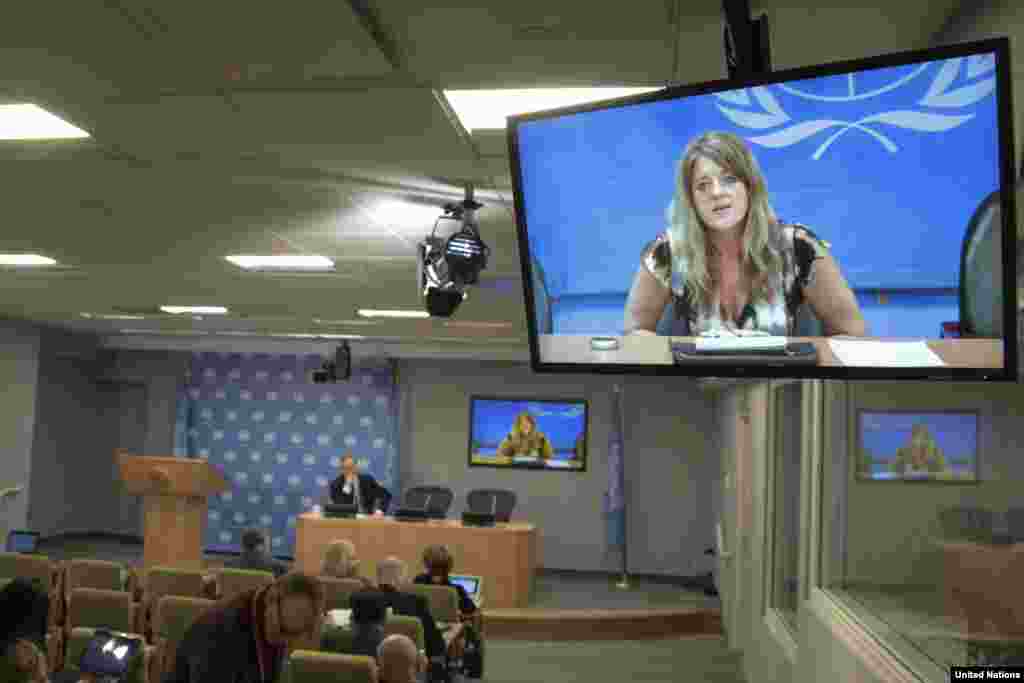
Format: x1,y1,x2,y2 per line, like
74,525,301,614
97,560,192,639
418,184,490,318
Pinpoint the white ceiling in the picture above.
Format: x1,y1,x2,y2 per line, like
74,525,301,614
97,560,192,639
0,0,966,360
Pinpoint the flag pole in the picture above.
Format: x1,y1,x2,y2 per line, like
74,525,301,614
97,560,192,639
614,383,630,590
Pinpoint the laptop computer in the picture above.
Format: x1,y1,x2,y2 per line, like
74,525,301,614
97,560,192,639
6,530,40,554
324,503,358,519
448,574,484,608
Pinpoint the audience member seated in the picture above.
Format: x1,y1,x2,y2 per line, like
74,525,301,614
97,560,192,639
223,528,289,578
163,572,324,683
414,545,477,616
0,578,50,657
349,592,388,658
321,539,374,588
377,634,419,683
366,558,447,661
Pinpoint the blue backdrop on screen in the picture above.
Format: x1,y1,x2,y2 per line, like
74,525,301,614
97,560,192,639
173,352,400,557
858,411,978,480
470,399,586,458
517,53,999,298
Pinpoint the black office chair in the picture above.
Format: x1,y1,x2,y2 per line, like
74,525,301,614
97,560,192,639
1006,507,1024,543
938,506,995,544
653,299,823,336
529,256,554,334
958,187,1009,338
466,489,517,523
401,486,454,517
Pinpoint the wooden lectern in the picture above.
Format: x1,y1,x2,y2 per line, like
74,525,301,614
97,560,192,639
117,452,228,570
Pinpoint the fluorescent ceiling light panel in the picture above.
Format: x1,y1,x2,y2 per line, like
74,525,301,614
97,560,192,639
0,104,90,140
160,305,229,315
0,254,58,266
80,312,146,320
356,309,430,319
225,255,335,270
443,88,662,131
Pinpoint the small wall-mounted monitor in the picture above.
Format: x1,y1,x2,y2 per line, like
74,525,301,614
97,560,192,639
468,397,588,472
856,410,979,482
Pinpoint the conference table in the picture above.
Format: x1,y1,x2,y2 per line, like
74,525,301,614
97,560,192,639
538,335,1003,368
294,513,538,608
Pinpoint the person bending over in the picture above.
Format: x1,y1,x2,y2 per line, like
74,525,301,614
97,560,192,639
321,539,375,587
224,528,289,578
328,453,392,515
164,572,325,683
625,131,866,338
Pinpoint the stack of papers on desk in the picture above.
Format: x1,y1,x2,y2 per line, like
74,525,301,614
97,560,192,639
695,336,788,353
828,340,945,367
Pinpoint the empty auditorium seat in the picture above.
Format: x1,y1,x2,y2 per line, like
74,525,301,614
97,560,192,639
140,566,207,639
213,567,274,600
65,587,140,638
283,650,378,683
64,558,125,598
150,595,215,683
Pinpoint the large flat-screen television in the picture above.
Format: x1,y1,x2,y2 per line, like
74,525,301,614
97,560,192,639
508,37,1017,381
856,410,979,482
468,397,587,471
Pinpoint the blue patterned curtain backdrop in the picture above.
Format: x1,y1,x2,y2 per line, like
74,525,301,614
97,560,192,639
172,352,400,558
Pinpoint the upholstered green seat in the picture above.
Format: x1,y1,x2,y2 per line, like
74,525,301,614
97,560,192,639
320,615,424,654
280,650,378,683
402,583,460,624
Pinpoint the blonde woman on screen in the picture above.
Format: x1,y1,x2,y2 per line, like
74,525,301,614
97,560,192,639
624,131,865,337
496,412,554,460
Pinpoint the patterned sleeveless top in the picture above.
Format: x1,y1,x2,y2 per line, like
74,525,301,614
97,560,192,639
640,223,830,335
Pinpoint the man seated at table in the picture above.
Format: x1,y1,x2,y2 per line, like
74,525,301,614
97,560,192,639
328,452,392,515
224,528,290,578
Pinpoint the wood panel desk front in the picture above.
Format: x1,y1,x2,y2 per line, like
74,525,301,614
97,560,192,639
294,513,538,608
539,335,1003,368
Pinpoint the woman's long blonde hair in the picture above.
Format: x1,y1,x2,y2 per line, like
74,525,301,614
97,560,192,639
511,412,538,436
321,539,359,578
667,131,785,311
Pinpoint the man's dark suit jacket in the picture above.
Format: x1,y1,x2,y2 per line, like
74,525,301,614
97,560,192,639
355,588,445,658
328,473,392,513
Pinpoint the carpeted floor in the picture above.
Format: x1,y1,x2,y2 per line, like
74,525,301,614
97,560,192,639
485,638,744,683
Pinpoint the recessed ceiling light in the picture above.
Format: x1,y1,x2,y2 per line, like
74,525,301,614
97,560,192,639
225,255,335,270
356,309,430,319
0,104,90,140
443,88,662,131
313,318,379,327
0,254,58,266
274,333,366,340
79,312,146,321
160,306,229,315
442,320,513,329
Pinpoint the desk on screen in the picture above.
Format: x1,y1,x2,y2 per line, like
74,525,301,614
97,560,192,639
538,335,1003,369
294,513,538,608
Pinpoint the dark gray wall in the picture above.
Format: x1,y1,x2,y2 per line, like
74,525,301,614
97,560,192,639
21,346,721,576
0,320,41,535
399,360,719,576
